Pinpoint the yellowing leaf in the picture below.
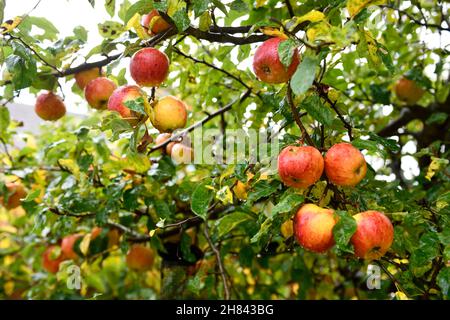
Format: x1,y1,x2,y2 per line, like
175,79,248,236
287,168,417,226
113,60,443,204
358,29,381,67
126,13,150,40
216,186,233,205
395,291,409,300
149,229,156,237
0,16,22,34
79,233,92,256
4,281,14,296
260,27,288,39
306,21,332,42
426,157,449,181
286,10,325,32
58,159,80,178
256,0,267,7
347,0,386,18
280,220,293,238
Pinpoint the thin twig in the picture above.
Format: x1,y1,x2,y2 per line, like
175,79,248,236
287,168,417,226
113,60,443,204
203,221,230,300
286,83,315,146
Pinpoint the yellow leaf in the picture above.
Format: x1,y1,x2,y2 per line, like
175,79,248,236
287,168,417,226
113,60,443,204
306,21,332,42
216,186,233,205
347,0,386,18
4,281,14,296
58,159,80,178
149,229,156,237
260,27,288,39
280,220,293,238
79,233,92,256
426,157,449,181
358,29,381,66
0,16,22,34
394,291,409,300
256,0,267,8
286,10,325,32
126,13,150,40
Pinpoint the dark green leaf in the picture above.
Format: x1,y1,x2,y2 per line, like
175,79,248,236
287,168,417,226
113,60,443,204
171,9,190,32
125,0,154,23
216,212,251,238
332,210,357,254
301,94,334,126
272,193,304,217
193,0,209,18
124,97,146,114
191,181,214,219
248,180,281,203
290,55,319,96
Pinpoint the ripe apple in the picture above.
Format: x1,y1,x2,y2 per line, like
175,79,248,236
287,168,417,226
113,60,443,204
150,96,188,132
142,9,171,35
171,143,193,164
35,92,66,121
91,227,120,247
155,133,174,154
253,37,300,84
42,245,65,274
108,85,149,125
75,67,103,90
324,142,367,187
61,234,82,260
278,145,324,189
126,244,154,271
130,47,170,87
394,77,425,105
0,182,27,210
293,204,336,253
351,211,394,260
84,77,117,110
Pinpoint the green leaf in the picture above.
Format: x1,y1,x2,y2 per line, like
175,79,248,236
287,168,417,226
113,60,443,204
124,97,146,114
22,189,41,202
368,132,400,152
0,106,10,139
278,38,297,69
191,181,214,220
5,41,37,90
171,9,190,31
290,55,319,96
153,199,172,219
198,11,211,31
0,0,5,24
211,0,228,16
369,83,390,105
410,232,440,276
153,0,168,11
272,193,304,217
193,0,210,18
216,212,251,238
180,232,196,263
301,94,334,126
125,0,154,23
73,26,88,42
98,21,125,39
426,112,448,125
351,138,378,153
437,267,450,297
248,180,280,203
230,0,248,12
21,16,59,41
105,0,116,17
333,211,357,254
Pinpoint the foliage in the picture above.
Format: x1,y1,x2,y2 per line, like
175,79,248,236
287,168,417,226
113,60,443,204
0,0,449,300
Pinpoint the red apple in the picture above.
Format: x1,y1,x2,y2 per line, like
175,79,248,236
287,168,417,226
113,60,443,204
130,48,170,87
150,96,187,132
126,244,154,271
155,133,176,154
142,9,171,35
351,211,394,260
75,67,103,90
294,204,336,253
253,37,300,84
278,145,324,188
35,92,66,121
394,77,425,105
61,234,82,260
0,182,27,210
42,246,65,274
91,227,120,247
84,77,117,110
108,85,149,125
324,142,367,187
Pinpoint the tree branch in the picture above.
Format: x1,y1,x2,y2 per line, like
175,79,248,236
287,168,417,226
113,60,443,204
203,221,230,300
286,84,315,146
148,89,252,154
185,26,269,44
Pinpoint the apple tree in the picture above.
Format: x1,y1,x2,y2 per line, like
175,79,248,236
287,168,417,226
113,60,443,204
0,0,449,300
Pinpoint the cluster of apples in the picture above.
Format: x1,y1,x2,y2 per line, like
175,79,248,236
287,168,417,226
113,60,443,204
249,37,395,260
277,144,393,260
41,227,154,273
